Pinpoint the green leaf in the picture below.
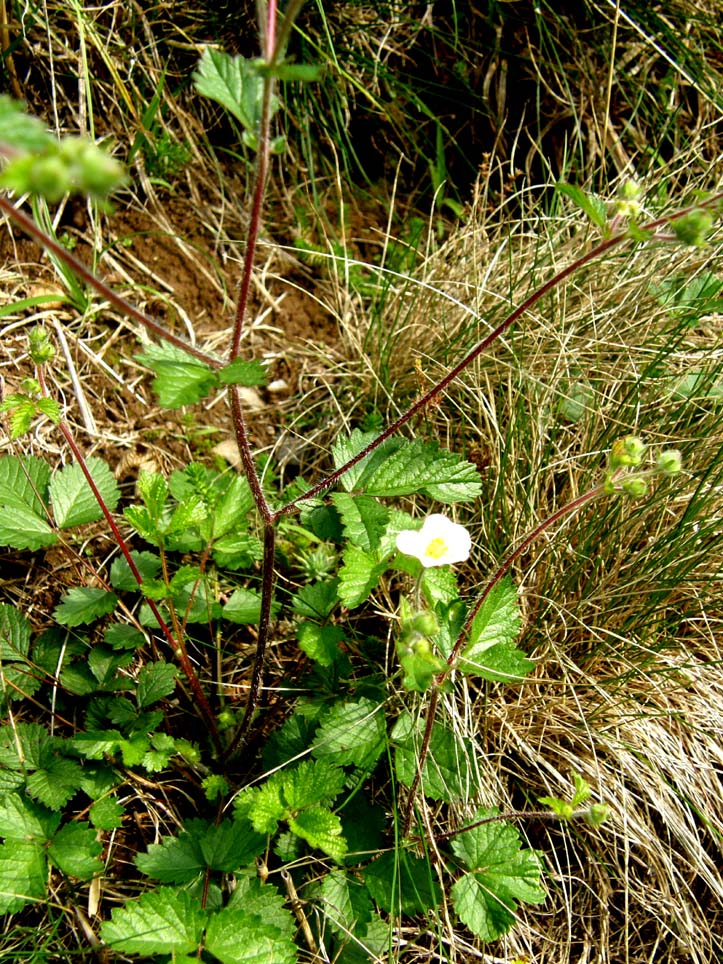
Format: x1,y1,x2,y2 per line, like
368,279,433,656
312,698,386,769
218,358,268,387
209,475,255,538
320,869,372,940
136,828,205,884
101,887,206,955
26,756,83,810
110,551,161,591
54,587,118,627
0,502,56,549
338,545,384,608
193,49,278,140
0,839,47,913
136,342,217,408
450,809,545,941
421,567,459,607
460,641,535,683
0,603,31,662
362,439,482,503
296,621,345,666
331,493,389,551
392,712,471,802
0,454,50,514
282,759,347,811
397,635,446,693
292,579,340,619
457,578,522,670
48,821,103,878
364,850,441,916
49,457,119,528
0,792,59,841
331,430,394,492
0,95,55,153
201,817,265,870
105,623,145,650
223,587,269,624
555,181,608,231
207,880,297,964
136,660,177,708
89,796,125,830
289,807,347,861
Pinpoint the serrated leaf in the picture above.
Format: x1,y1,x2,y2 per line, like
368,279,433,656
362,439,482,503
364,850,441,915
0,603,31,661
331,430,397,492
282,759,347,811
0,502,56,549
48,821,103,878
193,48,278,137
201,817,265,871
331,493,389,551
338,545,384,608
450,809,545,941
110,550,161,591
320,870,373,940
458,578,522,665
136,827,205,883
460,641,535,682
292,579,340,619
136,660,177,707
101,886,206,955
210,475,255,537
54,587,118,626
26,756,83,810
0,454,50,514
312,698,385,769
421,567,460,607
205,899,297,964
289,806,346,861
296,621,344,666
223,587,265,624
241,779,286,835
136,342,217,408
0,839,47,914
226,876,296,939
555,181,609,231
90,796,125,830
0,792,59,841
105,623,145,650
392,712,471,802
49,457,119,528
217,358,268,387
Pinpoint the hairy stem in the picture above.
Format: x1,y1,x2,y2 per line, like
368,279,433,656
37,368,223,755
223,523,277,759
401,478,616,834
277,194,723,518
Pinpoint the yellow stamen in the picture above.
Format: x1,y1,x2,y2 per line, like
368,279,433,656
424,537,448,560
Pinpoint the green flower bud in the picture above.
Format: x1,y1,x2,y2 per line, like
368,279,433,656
585,803,610,827
28,155,69,203
28,326,54,364
672,209,714,246
408,610,439,638
656,449,682,477
610,435,646,469
217,709,235,730
621,476,648,498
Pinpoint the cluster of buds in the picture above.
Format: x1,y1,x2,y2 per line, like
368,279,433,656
605,435,682,497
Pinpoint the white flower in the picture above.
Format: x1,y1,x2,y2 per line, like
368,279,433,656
395,514,472,568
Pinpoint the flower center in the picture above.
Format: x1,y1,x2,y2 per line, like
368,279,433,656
424,537,448,560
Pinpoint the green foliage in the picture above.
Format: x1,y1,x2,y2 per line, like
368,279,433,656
450,810,545,941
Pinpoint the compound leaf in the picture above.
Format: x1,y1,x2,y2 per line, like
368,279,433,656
331,492,389,551
361,439,482,503
337,545,384,608
136,660,177,708
289,807,346,862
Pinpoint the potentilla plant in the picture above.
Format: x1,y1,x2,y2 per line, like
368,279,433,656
0,2,716,960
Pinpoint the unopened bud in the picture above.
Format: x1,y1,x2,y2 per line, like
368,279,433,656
621,477,648,498
656,449,682,477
